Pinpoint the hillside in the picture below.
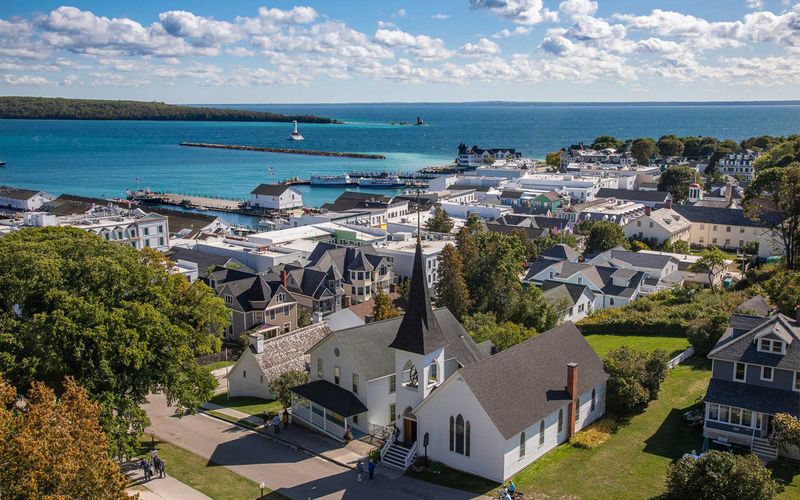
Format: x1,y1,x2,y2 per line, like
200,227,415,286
0,97,339,123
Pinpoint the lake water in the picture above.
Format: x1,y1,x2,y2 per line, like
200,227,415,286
0,103,798,210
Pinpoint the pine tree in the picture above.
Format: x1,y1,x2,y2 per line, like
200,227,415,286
373,287,401,321
425,206,455,233
435,244,472,320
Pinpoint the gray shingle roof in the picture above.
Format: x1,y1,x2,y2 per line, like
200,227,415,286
459,322,608,439
709,314,800,369
705,378,800,417
541,244,579,262
734,296,774,317
324,308,486,381
166,247,235,278
251,184,294,196
672,205,773,227
249,323,331,383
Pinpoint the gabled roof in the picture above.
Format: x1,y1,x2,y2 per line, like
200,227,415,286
590,248,676,270
458,322,608,439
251,184,295,196
166,247,240,278
709,314,800,369
0,185,47,200
540,281,595,308
245,323,331,383
541,244,579,262
672,205,774,228
388,240,447,355
734,295,774,317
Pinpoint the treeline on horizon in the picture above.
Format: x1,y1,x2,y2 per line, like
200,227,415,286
0,96,339,123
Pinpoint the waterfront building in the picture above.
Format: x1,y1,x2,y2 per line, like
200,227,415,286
456,143,522,169
250,184,303,211
0,185,54,211
515,173,618,203
719,150,760,181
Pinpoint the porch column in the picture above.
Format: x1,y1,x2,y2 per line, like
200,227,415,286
323,407,327,431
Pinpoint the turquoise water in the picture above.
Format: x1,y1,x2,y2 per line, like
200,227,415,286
0,103,798,209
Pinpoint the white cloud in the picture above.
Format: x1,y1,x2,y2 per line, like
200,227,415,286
492,26,531,38
159,10,241,47
460,37,501,55
374,28,453,60
391,9,407,19
432,13,450,20
0,74,54,86
559,0,598,20
746,0,764,9
470,0,557,25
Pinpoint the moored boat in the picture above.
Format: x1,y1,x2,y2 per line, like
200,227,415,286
310,174,353,186
358,175,405,188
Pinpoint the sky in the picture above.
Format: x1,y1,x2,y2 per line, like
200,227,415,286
0,1,799,103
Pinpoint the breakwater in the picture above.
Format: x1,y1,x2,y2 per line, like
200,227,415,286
179,142,386,159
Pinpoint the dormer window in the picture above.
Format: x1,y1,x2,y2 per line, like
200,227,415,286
225,294,233,305
758,338,785,354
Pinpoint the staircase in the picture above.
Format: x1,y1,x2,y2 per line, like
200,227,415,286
381,441,416,471
751,436,779,462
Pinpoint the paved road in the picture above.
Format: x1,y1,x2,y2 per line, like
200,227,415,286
144,393,487,500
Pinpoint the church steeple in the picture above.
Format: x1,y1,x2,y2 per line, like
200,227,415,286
388,238,446,355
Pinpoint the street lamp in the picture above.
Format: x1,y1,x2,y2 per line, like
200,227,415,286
260,481,265,499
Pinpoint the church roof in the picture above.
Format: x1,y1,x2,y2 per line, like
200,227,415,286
388,240,447,355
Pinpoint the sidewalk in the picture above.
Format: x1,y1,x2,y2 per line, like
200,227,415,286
125,462,210,500
200,402,377,471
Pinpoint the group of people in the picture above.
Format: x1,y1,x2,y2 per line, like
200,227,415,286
269,409,290,434
139,452,166,481
500,479,519,499
356,458,377,482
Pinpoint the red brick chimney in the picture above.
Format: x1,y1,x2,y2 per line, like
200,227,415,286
567,362,579,437
665,198,672,209
644,205,652,216
281,270,287,288
343,295,352,308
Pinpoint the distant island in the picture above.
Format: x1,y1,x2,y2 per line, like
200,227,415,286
0,96,340,123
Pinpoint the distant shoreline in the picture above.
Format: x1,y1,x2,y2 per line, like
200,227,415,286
202,100,800,107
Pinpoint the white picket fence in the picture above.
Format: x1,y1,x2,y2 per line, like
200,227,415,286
668,346,696,369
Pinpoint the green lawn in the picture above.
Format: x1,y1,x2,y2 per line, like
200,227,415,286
137,439,285,500
203,360,235,372
769,459,800,499
208,393,283,416
585,334,690,358
511,358,710,499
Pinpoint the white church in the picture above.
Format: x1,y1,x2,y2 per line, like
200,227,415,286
290,238,609,482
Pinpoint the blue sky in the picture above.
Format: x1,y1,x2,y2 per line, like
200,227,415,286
0,1,798,103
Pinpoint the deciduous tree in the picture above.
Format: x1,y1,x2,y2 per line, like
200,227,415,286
591,135,624,151
545,151,561,167
270,370,310,409
689,247,729,290
604,347,669,415
434,244,471,320
0,375,128,498
658,165,700,203
463,312,538,352
657,135,684,157
586,221,628,254
0,227,230,458
665,451,779,500
372,287,401,321
631,137,658,165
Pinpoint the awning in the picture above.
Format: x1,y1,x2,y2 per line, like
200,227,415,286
291,379,368,417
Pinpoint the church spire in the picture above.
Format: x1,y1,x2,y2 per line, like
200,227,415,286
388,237,446,355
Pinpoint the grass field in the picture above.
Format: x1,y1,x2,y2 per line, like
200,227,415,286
208,393,283,416
584,334,690,358
510,358,710,499
202,360,235,372
137,439,284,500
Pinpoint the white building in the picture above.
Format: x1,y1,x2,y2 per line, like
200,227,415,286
370,237,451,288
719,150,759,181
623,207,691,245
672,205,783,258
0,185,54,211
515,174,618,204
250,184,303,211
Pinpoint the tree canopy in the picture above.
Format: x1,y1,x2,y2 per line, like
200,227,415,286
658,165,700,203
591,135,625,151
753,137,800,171
744,164,800,269
689,247,729,290
665,451,779,500
0,375,128,498
604,347,669,415
545,151,561,167
425,206,455,233
631,138,658,164
270,370,310,410
463,312,538,352
434,244,472,321
585,221,628,254
657,135,684,157
372,287,401,321
0,227,229,458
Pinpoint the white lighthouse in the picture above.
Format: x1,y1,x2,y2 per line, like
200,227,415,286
288,120,304,141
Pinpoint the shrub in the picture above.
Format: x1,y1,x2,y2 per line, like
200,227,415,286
665,451,780,500
569,418,617,449
770,413,800,449
270,370,310,409
604,347,669,415
686,311,730,355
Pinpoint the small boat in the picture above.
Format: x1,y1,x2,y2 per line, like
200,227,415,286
310,174,353,186
0,161,6,167
288,120,304,141
416,116,424,126
358,175,405,188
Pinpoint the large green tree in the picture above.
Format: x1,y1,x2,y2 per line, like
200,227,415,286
631,138,658,165
270,370,310,409
463,231,526,321
372,287,401,321
0,227,229,458
753,137,800,171
462,312,538,352
510,285,560,332
586,221,628,254
604,347,669,415
744,164,800,269
434,244,472,320
689,247,729,290
658,165,700,203
545,151,561,167
425,206,455,233
665,451,779,500
591,135,625,151
657,135,684,157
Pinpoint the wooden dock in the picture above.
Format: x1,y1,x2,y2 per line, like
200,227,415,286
180,142,386,160
160,193,243,211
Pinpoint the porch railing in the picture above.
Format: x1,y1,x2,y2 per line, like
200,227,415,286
380,436,392,462
668,347,695,369
404,441,418,469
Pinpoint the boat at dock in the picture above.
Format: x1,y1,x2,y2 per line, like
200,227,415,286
288,120,304,141
358,175,405,188
310,174,354,186
126,188,163,205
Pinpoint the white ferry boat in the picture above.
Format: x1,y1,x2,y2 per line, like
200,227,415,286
288,120,304,141
310,174,353,186
358,175,405,188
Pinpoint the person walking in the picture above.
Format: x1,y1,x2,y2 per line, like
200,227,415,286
143,459,152,482
152,456,161,479
368,458,376,480
158,458,166,479
356,460,364,482
272,414,281,434
281,409,289,428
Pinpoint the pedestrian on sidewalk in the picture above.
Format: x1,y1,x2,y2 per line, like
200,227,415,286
368,458,376,480
272,414,281,434
356,460,364,482
142,459,152,482
282,408,289,428
152,456,161,478
158,458,166,479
